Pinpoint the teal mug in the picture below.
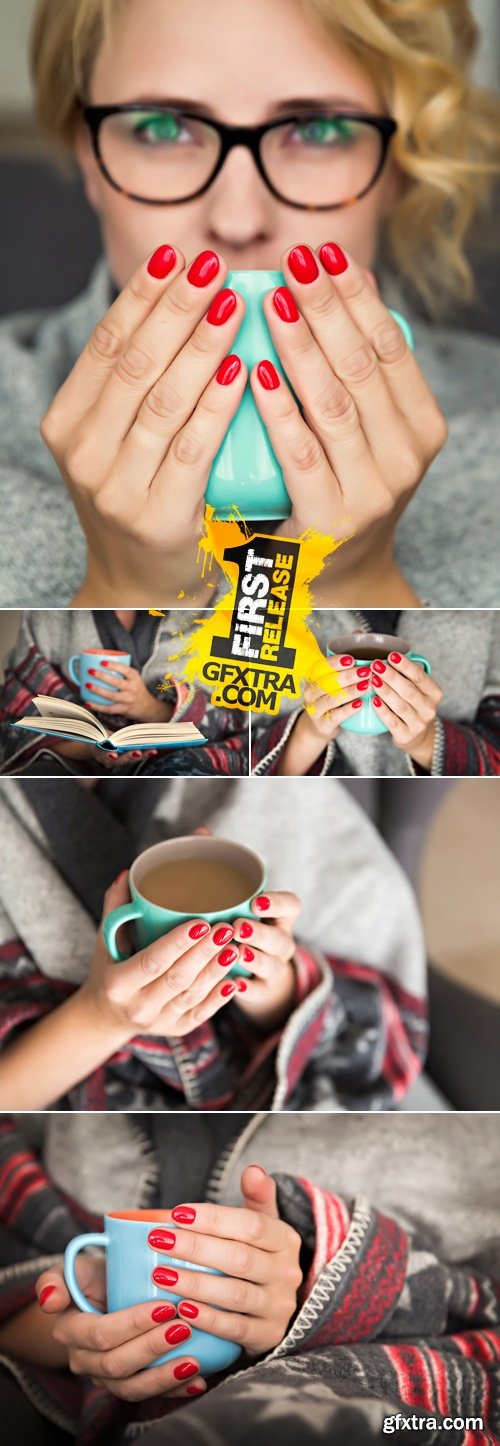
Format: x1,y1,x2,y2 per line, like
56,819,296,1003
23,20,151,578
327,632,431,736
206,269,414,521
68,648,131,707
64,1210,242,1376
102,835,266,978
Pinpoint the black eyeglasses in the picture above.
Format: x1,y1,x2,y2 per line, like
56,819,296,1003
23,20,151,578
82,103,397,209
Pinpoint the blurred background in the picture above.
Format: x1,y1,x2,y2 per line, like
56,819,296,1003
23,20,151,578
0,0,498,327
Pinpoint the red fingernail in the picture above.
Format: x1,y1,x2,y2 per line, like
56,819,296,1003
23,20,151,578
372,661,386,674
217,946,238,967
187,1385,205,1395
356,667,370,679
319,242,349,276
221,982,236,997
237,980,248,992
174,1362,199,1381
39,1284,56,1306
216,354,242,386
255,895,270,911
131,751,142,758
152,1266,179,1287
257,360,280,390
172,1207,196,1224
352,699,363,710
288,244,320,284
101,661,110,667
148,1229,176,1250
187,249,220,286
372,677,383,688
189,922,211,940
147,244,177,279
88,668,97,676
372,696,382,708
273,286,300,323
207,288,237,325
179,1301,199,1319
340,655,354,666
152,1303,177,1322
238,921,253,939
213,925,234,946
165,1323,191,1345
389,652,402,664
242,947,254,963
357,681,369,692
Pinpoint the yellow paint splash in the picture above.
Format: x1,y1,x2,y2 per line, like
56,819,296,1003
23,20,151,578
153,511,347,713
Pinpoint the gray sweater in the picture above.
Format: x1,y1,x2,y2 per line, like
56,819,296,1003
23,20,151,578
0,261,499,606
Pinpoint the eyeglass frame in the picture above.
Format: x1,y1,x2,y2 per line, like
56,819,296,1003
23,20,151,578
81,103,398,210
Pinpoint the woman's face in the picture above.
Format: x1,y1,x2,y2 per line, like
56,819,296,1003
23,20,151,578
76,0,395,288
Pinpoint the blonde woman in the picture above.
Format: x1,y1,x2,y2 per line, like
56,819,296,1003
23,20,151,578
0,0,499,607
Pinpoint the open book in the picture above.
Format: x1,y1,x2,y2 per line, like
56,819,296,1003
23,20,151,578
12,695,207,753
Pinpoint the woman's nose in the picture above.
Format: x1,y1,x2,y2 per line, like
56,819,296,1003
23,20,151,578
205,146,274,248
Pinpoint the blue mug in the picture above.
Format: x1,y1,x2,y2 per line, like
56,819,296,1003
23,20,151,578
64,1210,242,1376
206,269,414,521
68,649,132,707
327,632,431,736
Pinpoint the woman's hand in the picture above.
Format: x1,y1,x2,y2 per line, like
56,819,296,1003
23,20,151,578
79,873,250,1041
252,243,448,606
369,652,443,769
231,891,301,1030
148,1165,303,1356
40,245,247,607
35,1261,205,1400
84,661,173,722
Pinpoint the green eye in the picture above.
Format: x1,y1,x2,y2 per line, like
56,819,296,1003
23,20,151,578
132,112,184,144
293,117,358,146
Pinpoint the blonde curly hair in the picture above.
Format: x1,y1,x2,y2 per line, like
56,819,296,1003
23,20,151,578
31,0,500,315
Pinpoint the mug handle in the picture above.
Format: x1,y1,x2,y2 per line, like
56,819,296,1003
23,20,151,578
68,655,81,686
102,903,142,962
64,1232,109,1314
408,652,431,676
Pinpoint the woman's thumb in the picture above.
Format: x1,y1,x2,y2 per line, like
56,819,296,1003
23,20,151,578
240,1164,279,1218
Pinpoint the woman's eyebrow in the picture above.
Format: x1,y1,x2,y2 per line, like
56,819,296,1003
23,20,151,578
117,95,366,119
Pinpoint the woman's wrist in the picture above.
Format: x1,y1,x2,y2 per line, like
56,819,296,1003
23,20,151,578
71,547,214,609
408,722,436,772
311,531,422,608
278,710,332,775
140,693,174,724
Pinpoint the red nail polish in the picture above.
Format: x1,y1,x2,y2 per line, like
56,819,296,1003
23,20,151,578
356,667,370,679
152,1303,177,1322
255,895,270,911
288,244,320,284
356,681,369,691
148,1229,176,1250
273,286,300,323
352,699,363,710
101,661,110,667
340,655,354,666
257,360,280,391
165,1323,191,1345
188,922,211,940
372,696,382,708
372,660,386,674
179,1301,199,1319
237,980,248,992
213,925,234,946
221,982,236,997
152,1267,179,1287
238,921,253,939
39,1284,56,1307
187,1385,205,1395
187,249,220,287
217,946,238,967
242,947,254,963
147,244,177,279
216,354,241,386
372,677,383,688
131,751,142,758
389,652,402,664
88,668,97,676
174,1362,198,1381
172,1207,196,1224
319,242,349,276
207,288,237,326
